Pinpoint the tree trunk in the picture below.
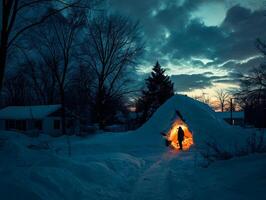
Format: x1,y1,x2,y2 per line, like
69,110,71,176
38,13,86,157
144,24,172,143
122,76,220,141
95,80,105,129
0,47,7,92
60,85,71,156
95,90,103,128
0,14,9,92
60,85,66,135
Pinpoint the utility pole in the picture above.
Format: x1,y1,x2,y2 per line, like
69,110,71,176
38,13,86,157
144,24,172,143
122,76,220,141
230,98,233,125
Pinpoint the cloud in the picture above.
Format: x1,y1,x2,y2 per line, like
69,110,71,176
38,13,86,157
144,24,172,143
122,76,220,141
109,0,266,92
162,19,223,60
220,56,265,73
164,5,266,63
171,72,229,92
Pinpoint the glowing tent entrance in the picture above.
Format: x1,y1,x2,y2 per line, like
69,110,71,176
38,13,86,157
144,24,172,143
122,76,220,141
166,118,194,150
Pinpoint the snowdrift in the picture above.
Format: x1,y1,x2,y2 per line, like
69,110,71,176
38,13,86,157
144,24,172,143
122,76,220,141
135,95,249,151
0,131,146,200
0,130,265,200
0,95,263,200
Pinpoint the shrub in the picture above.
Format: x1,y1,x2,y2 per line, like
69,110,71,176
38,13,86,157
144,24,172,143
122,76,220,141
200,132,266,166
200,141,233,164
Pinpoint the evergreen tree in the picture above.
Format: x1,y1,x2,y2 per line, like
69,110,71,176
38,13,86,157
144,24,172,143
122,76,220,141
137,61,174,123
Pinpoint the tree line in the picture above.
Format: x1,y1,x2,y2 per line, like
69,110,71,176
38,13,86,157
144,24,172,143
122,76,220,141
1,0,264,132
0,0,146,134
194,39,266,127
0,0,176,133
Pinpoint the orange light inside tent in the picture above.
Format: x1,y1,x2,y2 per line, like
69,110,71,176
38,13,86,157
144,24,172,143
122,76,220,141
166,119,194,150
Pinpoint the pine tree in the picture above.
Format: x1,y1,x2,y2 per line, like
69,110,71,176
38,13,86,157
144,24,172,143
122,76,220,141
137,61,174,123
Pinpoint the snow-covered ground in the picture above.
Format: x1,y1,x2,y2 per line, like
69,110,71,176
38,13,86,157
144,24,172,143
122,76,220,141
0,131,265,200
0,95,265,200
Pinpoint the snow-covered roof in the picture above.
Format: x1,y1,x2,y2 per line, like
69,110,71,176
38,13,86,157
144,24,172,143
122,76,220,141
0,105,61,120
215,111,244,119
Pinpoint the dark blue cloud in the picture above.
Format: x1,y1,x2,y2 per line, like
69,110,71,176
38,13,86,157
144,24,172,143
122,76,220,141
109,0,266,92
162,19,223,60
171,72,229,92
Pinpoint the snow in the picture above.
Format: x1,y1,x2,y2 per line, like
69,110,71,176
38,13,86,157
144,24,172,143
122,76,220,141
193,154,266,200
0,105,61,119
0,130,265,200
136,95,249,151
0,128,266,200
0,95,265,200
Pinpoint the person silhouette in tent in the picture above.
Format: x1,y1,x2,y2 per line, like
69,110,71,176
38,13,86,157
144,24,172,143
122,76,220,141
177,126,184,150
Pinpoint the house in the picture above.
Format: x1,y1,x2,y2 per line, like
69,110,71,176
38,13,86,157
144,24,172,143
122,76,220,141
244,98,266,128
0,105,79,136
215,111,244,126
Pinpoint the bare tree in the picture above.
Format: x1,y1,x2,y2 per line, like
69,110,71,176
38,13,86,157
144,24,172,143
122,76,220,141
67,64,93,108
193,91,211,105
26,10,86,156
24,60,58,105
215,89,230,112
234,39,266,127
238,65,266,101
235,39,266,108
13,45,59,105
84,15,143,127
31,9,85,138
0,0,97,91
2,67,31,105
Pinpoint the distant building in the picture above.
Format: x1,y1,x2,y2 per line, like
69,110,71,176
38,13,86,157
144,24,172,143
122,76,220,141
244,100,266,128
0,105,79,136
215,111,244,126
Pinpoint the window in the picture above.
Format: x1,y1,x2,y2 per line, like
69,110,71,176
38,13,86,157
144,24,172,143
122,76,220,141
34,120,42,130
5,120,16,130
5,120,26,131
9,120,15,129
16,120,26,131
5,120,14,129
54,120,60,129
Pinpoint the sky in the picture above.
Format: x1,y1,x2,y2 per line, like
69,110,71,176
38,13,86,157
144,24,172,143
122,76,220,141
108,0,266,99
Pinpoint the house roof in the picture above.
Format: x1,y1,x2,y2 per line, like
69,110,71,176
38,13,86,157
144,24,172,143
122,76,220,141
0,105,61,120
215,111,244,119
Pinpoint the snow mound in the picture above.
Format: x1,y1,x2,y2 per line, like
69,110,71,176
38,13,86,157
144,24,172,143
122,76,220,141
136,95,248,150
0,131,145,200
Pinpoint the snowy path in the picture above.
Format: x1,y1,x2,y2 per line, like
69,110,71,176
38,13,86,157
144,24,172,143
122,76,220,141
129,150,198,200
